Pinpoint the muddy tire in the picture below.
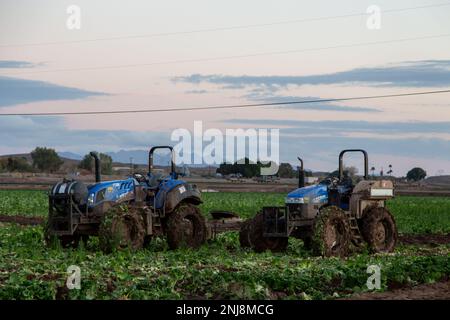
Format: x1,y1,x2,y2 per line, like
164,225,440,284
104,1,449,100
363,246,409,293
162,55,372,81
248,212,288,253
166,203,207,250
99,205,145,253
311,206,351,257
239,219,252,248
361,207,397,253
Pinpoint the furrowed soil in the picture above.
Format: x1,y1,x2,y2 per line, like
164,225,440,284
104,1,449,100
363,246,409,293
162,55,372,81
0,214,43,225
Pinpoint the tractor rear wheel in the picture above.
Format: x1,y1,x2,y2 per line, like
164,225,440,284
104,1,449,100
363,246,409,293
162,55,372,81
248,212,288,253
361,207,397,253
239,219,252,248
99,205,145,253
166,203,207,250
311,206,351,257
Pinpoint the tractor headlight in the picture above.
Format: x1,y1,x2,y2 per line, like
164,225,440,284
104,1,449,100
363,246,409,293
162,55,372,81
285,197,305,204
370,188,393,197
87,193,95,205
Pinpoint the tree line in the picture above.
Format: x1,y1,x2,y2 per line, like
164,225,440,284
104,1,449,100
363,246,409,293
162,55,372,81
216,158,312,178
0,147,113,175
0,147,430,181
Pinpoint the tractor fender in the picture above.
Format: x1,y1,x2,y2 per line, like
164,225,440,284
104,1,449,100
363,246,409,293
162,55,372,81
164,184,202,213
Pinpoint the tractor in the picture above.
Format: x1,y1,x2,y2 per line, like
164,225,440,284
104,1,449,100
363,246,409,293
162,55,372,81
240,149,398,257
45,146,208,252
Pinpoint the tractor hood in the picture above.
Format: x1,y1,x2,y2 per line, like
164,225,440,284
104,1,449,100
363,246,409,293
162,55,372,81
86,178,137,207
285,183,328,204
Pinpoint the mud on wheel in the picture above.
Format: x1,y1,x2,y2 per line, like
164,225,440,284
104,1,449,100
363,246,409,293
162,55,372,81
311,206,351,257
99,205,145,253
248,212,288,253
361,207,397,253
166,203,207,250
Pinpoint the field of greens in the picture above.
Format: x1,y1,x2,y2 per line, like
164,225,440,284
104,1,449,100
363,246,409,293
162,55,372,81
0,190,449,299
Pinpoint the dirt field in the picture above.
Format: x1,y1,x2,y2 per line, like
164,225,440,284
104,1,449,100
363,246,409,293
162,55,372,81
347,280,450,300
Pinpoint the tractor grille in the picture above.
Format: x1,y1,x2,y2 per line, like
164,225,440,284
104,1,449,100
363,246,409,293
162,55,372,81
262,206,288,237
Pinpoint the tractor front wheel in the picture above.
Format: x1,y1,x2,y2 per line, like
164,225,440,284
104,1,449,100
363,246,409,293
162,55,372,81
248,212,288,253
99,205,145,253
166,203,207,250
311,206,351,257
361,207,397,253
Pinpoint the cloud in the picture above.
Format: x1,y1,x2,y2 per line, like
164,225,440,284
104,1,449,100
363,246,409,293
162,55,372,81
0,116,171,155
224,119,450,134
185,89,208,94
0,60,36,69
0,76,106,107
223,118,450,165
1,116,449,174
242,93,380,113
175,60,450,88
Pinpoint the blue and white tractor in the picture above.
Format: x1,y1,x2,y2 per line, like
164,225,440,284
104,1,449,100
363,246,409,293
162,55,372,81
45,146,207,252
240,149,398,257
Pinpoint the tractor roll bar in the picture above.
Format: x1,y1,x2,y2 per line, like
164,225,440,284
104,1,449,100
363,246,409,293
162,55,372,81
149,146,175,174
338,149,369,181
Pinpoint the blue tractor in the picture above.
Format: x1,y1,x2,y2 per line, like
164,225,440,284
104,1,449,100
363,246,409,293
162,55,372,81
45,146,207,252
240,149,398,257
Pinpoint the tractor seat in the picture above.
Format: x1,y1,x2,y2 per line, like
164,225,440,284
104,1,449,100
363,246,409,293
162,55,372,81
147,173,163,189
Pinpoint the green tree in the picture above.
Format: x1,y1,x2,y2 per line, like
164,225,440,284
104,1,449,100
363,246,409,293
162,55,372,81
406,167,427,182
4,157,32,172
216,158,264,178
278,163,295,178
30,147,63,172
79,152,113,175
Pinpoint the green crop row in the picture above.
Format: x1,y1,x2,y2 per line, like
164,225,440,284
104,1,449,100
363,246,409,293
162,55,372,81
1,190,450,234
0,224,449,300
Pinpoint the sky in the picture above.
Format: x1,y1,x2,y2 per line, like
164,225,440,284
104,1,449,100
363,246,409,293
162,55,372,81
0,0,450,176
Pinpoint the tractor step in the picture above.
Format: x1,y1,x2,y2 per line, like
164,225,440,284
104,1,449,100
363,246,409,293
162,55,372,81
348,215,364,246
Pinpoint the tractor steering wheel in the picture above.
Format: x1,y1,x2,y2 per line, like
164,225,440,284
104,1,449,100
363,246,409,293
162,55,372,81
133,173,147,183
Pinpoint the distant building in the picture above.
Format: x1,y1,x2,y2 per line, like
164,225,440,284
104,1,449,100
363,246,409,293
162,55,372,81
305,176,319,184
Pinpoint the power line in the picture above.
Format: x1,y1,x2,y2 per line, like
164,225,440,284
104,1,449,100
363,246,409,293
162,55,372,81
2,33,450,76
1,2,449,48
1,89,449,116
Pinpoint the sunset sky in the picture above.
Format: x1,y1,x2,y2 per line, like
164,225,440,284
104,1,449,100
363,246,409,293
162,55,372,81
1,0,450,175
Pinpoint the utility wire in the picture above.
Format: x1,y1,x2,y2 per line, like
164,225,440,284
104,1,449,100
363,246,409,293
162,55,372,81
2,33,450,76
1,2,449,48
1,89,449,116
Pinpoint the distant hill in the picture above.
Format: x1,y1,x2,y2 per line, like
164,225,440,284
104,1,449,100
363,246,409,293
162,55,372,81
58,151,83,160
106,150,149,164
424,175,450,186
106,149,211,168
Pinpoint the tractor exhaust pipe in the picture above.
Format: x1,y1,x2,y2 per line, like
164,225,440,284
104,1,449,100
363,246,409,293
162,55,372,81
89,152,101,183
297,157,305,188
